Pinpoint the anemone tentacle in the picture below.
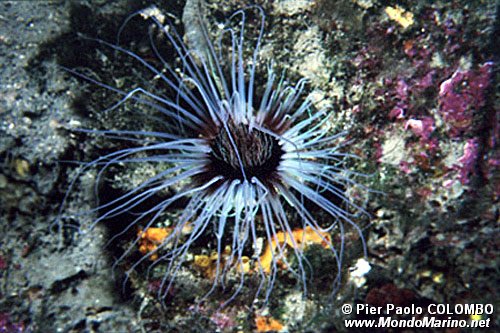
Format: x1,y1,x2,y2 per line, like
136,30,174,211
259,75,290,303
60,5,370,305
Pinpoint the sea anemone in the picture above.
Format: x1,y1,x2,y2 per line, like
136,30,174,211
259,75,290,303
60,5,368,306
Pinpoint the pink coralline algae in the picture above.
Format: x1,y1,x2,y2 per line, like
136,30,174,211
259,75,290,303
210,312,236,331
404,116,440,157
456,139,479,185
405,117,435,141
399,161,412,174
0,313,25,333
438,62,493,137
0,255,6,270
387,78,409,120
389,106,404,120
415,70,435,90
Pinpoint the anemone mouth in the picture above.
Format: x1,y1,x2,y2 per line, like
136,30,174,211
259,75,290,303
197,118,284,189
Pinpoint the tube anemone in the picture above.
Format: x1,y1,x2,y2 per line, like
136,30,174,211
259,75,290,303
60,5,369,305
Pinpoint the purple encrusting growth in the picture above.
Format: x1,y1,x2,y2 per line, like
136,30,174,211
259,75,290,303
0,313,25,333
0,255,6,271
405,117,435,142
438,62,493,185
373,30,493,183
439,62,493,137
456,138,479,185
348,3,496,195
340,4,498,328
393,59,493,184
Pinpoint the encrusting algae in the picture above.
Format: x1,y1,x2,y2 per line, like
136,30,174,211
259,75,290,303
255,315,285,332
138,227,172,261
384,6,414,29
192,246,244,279
257,226,332,274
138,226,332,276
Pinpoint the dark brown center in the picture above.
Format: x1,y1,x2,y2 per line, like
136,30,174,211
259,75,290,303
209,121,284,181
